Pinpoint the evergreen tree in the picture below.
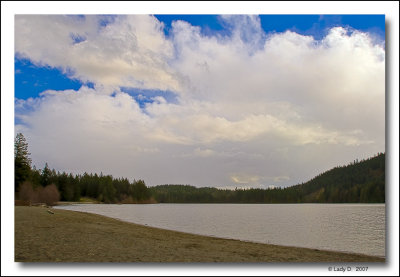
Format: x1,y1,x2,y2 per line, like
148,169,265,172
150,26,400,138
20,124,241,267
14,133,32,192
40,163,52,187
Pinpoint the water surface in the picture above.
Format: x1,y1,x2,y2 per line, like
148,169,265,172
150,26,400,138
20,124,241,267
55,203,385,257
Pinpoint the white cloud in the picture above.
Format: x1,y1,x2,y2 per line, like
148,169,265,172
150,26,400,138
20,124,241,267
15,15,180,92
231,174,261,184
193,148,216,158
14,15,385,187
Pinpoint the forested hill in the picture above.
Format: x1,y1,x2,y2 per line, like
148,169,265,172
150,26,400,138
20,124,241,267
15,132,384,205
149,153,385,203
288,152,385,203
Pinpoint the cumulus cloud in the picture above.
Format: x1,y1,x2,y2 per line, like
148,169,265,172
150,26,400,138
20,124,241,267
15,15,385,187
15,15,180,92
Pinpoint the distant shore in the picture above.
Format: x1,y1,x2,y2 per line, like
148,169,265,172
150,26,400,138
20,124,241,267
15,206,385,262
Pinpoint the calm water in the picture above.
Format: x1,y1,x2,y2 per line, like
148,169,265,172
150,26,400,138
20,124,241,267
55,203,385,257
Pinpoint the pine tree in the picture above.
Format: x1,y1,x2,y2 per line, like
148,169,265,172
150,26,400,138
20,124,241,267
40,163,52,187
14,133,32,192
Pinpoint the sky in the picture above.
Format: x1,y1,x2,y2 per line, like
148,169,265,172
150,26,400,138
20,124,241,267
14,14,386,189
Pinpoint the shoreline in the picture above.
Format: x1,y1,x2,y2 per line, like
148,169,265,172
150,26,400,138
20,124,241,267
15,206,385,262
55,204,385,259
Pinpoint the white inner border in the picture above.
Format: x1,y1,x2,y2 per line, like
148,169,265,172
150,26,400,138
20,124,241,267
2,1,399,276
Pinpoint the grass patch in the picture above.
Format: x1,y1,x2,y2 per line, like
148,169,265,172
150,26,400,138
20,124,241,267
79,197,100,203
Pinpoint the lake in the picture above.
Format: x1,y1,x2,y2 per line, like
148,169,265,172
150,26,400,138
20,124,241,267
54,203,385,257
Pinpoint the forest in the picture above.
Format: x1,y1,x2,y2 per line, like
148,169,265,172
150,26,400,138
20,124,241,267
14,133,152,205
15,133,385,205
150,152,384,203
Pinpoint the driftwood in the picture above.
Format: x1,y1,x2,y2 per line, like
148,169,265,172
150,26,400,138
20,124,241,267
47,210,54,214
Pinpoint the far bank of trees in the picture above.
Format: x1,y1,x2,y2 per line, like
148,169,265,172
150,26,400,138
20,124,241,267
15,133,385,205
150,153,385,204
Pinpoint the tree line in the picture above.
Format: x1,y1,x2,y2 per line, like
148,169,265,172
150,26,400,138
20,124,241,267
150,153,385,203
15,133,385,205
15,133,152,205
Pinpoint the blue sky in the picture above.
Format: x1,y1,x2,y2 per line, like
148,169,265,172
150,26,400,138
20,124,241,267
15,58,83,99
155,14,385,39
15,14,385,100
14,14,386,189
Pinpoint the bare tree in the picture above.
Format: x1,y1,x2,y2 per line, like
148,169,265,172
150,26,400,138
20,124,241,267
40,184,60,206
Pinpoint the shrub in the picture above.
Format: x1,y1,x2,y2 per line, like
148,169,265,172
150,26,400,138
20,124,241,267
40,184,60,206
17,182,60,206
18,182,37,204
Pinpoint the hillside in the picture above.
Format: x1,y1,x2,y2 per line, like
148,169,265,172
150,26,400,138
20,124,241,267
287,152,385,203
149,153,385,203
